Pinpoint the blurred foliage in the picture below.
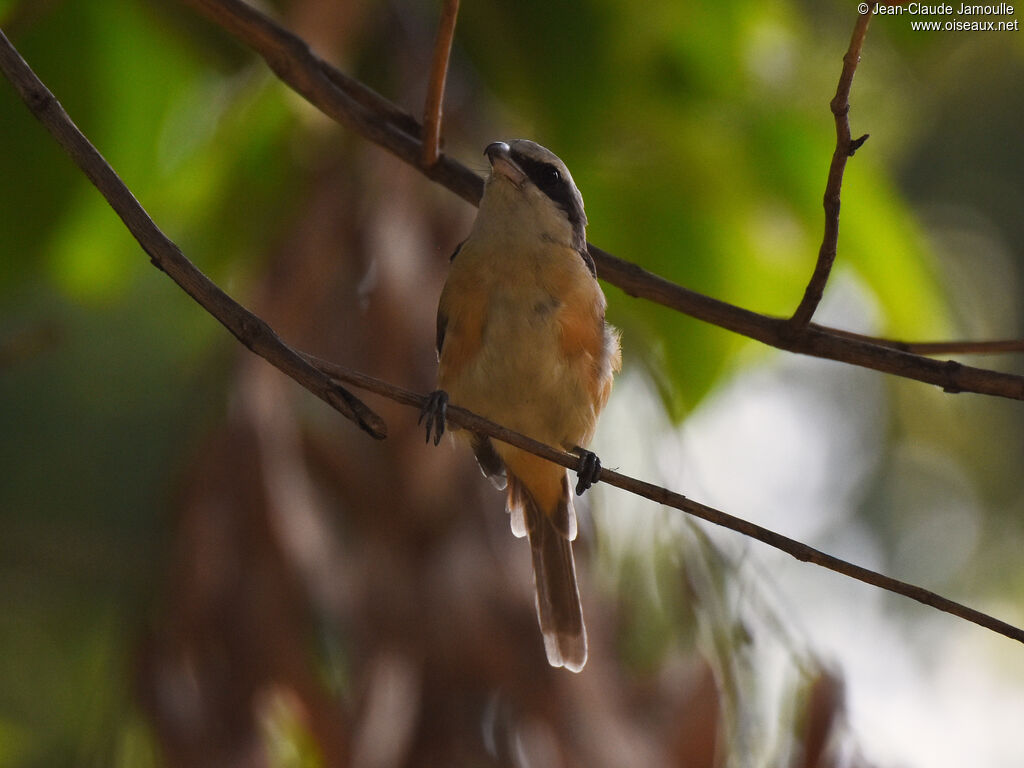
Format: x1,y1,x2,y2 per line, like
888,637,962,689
1,0,1023,765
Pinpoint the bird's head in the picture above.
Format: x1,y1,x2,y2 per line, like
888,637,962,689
478,139,587,253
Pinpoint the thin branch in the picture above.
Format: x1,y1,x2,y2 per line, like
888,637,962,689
820,329,1024,356
421,0,460,168
0,28,387,440
789,9,873,330
182,0,1024,402
302,353,1024,648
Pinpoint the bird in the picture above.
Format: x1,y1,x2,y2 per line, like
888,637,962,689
420,139,620,672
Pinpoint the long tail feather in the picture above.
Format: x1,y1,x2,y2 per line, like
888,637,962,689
509,475,587,672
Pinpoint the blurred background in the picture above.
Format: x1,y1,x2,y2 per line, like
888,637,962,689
1,0,1023,766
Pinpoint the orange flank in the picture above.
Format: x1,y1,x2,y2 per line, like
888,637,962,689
436,272,486,381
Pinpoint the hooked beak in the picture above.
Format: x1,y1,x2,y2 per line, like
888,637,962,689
484,141,526,186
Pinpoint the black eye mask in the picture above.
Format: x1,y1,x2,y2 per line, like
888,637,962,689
509,148,588,255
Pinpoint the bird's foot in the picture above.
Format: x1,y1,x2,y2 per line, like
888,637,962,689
572,446,602,496
419,390,449,446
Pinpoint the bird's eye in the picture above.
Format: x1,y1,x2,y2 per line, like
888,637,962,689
545,165,561,184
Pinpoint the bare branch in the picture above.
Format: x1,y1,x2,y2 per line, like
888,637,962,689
789,9,873,329
421,0,460,168
0,28,387,440
303,353,1024,648
182,0,1024,401
820,328,1024,356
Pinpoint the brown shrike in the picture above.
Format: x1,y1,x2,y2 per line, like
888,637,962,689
421,139,620,672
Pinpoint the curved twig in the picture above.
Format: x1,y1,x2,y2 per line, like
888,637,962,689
421,0,460,168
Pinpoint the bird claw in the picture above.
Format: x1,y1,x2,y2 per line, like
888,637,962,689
573,447,602,496
419,390,449,446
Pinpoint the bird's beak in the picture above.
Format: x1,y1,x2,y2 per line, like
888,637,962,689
484,141,526,186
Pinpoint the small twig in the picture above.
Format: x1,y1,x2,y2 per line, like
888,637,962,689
181,0,1024,402
182,0,483,205
819,328,1024,356
788,9,873,330
898,338,1024,355
302,353,1024,648
0,29,387,440
421,0,460,168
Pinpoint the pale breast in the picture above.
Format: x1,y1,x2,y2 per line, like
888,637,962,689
445,279,598,449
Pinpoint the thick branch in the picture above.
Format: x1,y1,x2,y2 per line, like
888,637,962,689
303,353,1024,648
421,0,460,168
183,0,1024,402
0,29,386,440
789,9,873,329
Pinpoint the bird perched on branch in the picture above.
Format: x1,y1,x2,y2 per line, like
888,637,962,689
421,139,620,672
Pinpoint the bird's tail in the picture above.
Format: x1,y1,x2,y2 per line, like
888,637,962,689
508,474,587,672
